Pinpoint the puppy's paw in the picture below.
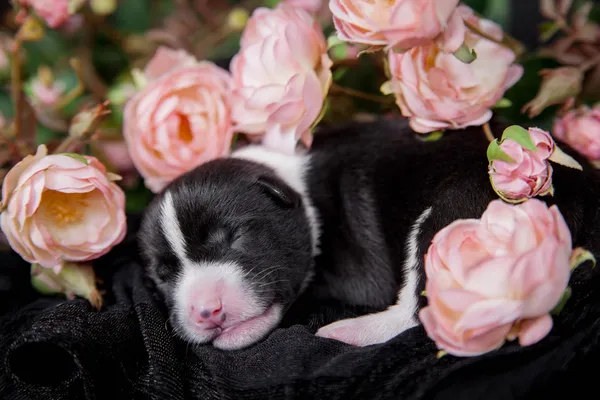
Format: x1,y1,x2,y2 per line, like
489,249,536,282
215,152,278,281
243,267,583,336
315,307,418,347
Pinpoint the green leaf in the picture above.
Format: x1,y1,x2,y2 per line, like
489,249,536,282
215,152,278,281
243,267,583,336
36,124,64,145
501,125,536,151
91,33,130,84
588,3,600,23
453,43,477,64
493,98,513,109
551,287,572,315
487,140,516,163
207,32,242,61
62,153,89,164
0,89,14,119
264,0,281,8
460,0,487,14
333,67,349,82
483,0,511,30
21,30,69,77
125,183,154,213
107,0,151,33
570,247,596,270
417,130,445,142
539,21,560,42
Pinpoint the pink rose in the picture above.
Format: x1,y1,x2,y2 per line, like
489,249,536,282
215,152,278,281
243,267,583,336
553,105,600,163
488,128,555,203
21,0,70,28
384,5,523,133
230,4,333,153
285,0,323,14
419,199,573,357
330,0,465,52
123,47,234,192
0,145,127,271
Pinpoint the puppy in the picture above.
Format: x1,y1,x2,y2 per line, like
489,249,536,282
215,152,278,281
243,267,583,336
138,119,600,350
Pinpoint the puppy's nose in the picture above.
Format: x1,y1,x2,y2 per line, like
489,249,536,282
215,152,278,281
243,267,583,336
189,299,226,326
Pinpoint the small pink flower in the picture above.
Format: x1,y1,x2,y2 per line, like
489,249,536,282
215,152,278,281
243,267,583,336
123,47,234,192
30,79,65,107
418,199,573,357
553,105,600,163
230,4,333,153
489,128,555,203
20,0,70,28
0,145,127,271
98,140,136,174
330,0,465,53
384,5,523,133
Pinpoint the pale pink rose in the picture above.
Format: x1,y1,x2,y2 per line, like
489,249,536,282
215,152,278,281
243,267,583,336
0,145,127,271
418,199,572,357
230,4,333,153
123,47,234,192
21,0,70,28
489,128,555,203
142,47,198,81
330,0,465,52
553,105,600,162
385,5,523,133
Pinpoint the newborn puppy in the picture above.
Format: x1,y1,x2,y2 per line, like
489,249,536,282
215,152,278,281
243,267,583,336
138,119,600,350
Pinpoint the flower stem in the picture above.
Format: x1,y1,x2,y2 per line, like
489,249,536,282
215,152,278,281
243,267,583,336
330,83,395,104
10,37,23,139
483,122,495,142
464,20,525,59
54,58,85,111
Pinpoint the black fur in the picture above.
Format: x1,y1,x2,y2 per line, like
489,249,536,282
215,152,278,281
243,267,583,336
301,118,600,314
139,118,600,340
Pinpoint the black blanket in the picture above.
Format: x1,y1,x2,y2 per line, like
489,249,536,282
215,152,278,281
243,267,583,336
1,210,600,400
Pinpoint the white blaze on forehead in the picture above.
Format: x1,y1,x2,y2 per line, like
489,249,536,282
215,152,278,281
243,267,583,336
160,191,188,262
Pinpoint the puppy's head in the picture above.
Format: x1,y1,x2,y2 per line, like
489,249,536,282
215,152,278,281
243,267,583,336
138,157,314,350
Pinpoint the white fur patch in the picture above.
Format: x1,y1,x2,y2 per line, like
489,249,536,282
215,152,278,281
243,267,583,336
316,207,433,346
160,191,188,262
231,145,321,256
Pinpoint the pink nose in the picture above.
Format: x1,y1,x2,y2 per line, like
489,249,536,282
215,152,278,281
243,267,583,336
189,299,226,326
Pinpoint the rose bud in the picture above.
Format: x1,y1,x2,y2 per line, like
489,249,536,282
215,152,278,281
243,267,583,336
522,67,583,118
487,125,582,203
553,105,600,166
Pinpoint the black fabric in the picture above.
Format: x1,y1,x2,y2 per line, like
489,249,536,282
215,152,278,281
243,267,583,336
0,212,599,400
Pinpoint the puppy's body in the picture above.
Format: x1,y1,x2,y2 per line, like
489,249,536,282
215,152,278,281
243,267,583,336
139,119,600,349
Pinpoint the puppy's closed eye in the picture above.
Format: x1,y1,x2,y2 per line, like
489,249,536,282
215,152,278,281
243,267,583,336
255,175,301,209
155,259,179,282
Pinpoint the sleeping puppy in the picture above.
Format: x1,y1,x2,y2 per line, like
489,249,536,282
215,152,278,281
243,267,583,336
138,119,600,350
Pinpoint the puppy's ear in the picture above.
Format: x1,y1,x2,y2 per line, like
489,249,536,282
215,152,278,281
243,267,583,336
255,175,302,209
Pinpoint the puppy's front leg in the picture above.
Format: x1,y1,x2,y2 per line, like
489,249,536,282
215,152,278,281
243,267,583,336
315,207,432,346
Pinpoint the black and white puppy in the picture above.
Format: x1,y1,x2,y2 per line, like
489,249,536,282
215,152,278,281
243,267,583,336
138,119,600,350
